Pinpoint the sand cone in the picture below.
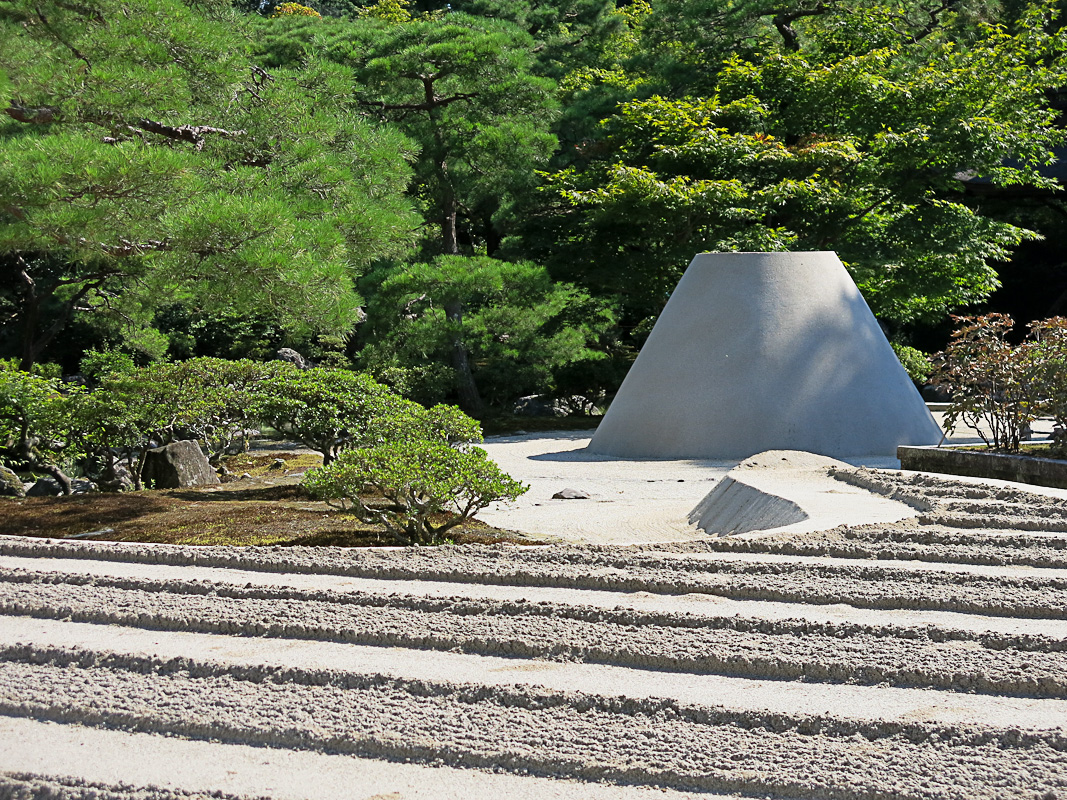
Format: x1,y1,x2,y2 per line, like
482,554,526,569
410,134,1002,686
588,251,942,459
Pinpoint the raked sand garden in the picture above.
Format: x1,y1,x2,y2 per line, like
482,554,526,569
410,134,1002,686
1,429,1067,799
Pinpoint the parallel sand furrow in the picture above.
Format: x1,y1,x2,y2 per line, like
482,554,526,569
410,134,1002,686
0,716,719,800
3,537,1066,618
7,616,1066,731
3,467,1067,799
0,772,259,800
643,547,1067,579
831,469,1067,509
678,526,1067,568
7,565,1067,650
3,570,1067,696
1,646,1066,800
8,553,1067,641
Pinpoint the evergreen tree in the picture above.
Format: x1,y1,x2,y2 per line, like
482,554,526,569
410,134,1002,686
0,0,419,369
359,256,616,413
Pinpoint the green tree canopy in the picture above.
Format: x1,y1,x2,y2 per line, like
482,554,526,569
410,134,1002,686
320,12,559,256
0,0,419,369
522,1,1067,324
360,255,616,413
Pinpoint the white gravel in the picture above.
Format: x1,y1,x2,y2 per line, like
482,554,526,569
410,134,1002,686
478,436,915,543
2,438,1067,799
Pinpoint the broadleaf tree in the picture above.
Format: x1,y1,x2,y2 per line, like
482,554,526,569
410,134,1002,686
519,0,1067,328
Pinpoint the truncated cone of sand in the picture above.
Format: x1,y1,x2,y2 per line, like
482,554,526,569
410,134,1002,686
589,251,942,459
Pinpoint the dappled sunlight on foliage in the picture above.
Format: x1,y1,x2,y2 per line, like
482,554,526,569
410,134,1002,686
270,2,321,17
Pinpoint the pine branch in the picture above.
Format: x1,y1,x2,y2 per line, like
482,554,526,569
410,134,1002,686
137,119,247,150
5,105,60,124
358,92,479,114
34,5,92,68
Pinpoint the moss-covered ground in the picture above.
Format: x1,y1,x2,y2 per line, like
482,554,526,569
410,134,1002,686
0,450,540,547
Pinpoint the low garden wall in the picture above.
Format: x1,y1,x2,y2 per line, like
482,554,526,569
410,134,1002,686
898,445,1067,490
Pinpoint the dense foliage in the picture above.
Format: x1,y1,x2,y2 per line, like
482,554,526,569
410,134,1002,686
4,0,1067,415
0,360,524,512
1,0,418,370
523,3,1067,325
257,365,411,463
359,256,617,411
931,314,1067,452
302,411,527,544
0,363,77,491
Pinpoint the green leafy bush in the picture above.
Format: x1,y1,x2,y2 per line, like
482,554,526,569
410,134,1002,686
66,357,287,486
303,440,527,545
67,383,146,489
257,366,412,464
302,398,523,544
94,359,282,458
79,349,136,385
0,364,80,492
890,343,932,385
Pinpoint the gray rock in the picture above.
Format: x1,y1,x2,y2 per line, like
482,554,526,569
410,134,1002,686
513,395,598,418
26,476,63,497
552,488,590,500
275,348,315,370
99,474,134,493
141,440,221,489
269,458,286,470
513,395,553,417
922,383,953,403
99,465,134,493
0,466,25,497
67,527,114,539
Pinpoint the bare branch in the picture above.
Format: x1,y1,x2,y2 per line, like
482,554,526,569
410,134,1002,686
15,254,37,294
34,5,91,68
98,237,172,256
232,65,275,105
137,118,247,149
3,204,30,222
771,3,828,51
358,92,479,115
5,105,60,124
911,0,954,43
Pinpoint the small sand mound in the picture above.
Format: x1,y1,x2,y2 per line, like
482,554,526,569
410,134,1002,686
691,450,910,537
736,449,852,472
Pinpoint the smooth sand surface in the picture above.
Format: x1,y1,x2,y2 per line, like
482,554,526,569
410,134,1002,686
478,435,915,543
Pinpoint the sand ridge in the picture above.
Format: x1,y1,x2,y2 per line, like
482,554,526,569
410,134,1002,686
1,451,1067,798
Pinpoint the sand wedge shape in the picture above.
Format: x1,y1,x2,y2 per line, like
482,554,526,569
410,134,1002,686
589,252,942,459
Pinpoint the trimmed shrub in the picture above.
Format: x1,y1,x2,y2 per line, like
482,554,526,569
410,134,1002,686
304,441,527,545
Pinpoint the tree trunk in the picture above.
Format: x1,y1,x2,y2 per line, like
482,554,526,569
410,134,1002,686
16,262,42,372
442,196,459,256
424,76,460,258
38,462,73,495
444,299,485,417
13,420,74,495
16,266,99,372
